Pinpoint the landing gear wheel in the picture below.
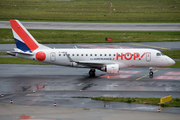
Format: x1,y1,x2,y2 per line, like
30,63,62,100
149,71,154,75
89,69,95,77
149,69,153,78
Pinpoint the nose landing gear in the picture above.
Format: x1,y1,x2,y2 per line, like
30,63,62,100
149,69,154,78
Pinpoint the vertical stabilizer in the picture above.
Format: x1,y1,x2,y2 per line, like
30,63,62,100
10,20,50,52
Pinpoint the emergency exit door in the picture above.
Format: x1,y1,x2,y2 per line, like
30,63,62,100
50,52,56,62
146,52,151,62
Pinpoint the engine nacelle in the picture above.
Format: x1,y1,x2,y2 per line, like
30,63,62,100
101,64,119,73
71,62,77,67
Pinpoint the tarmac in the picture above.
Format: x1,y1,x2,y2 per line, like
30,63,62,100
0,64,180,116
0,21,180,31
0,21,180,119
1,41,180,53
1,102,180,120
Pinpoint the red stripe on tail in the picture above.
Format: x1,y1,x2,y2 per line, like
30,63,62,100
10,20,38,52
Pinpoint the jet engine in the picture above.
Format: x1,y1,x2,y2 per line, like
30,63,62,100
71,62,77,67
101,64,119,73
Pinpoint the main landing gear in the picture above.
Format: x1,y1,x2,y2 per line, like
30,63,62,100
89,69,95,77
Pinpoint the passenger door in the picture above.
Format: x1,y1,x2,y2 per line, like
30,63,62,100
50,52,56,62
146,52,151,62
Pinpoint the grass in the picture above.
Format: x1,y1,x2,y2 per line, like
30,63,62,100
0,52,7,55
162,50,180,59
1,29,180,44
161,50,180,68
168,61,180,68
91,96,180,107
0,0,180,23
0,57,48,65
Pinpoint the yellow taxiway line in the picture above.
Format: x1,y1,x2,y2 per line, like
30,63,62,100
136,70,158,80
130,43,169,50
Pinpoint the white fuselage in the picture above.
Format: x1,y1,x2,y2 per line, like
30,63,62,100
9,20,176,75
16,48,175,70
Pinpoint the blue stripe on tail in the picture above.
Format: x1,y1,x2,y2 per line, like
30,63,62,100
14,38,32,52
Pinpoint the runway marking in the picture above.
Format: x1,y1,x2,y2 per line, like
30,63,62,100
119,71,142,74
154,71,180,80
136,70,158,80
100,71,142,79
163,72,180,76
99,74,133,79
77,83,83,86
130,43,169,50
25,99,37,105
154,76,180,80
15,119,56,120
26,94,41,97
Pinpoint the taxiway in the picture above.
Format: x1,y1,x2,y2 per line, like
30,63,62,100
0,21,180,31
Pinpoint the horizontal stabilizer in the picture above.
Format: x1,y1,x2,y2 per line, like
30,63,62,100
7,49,34,56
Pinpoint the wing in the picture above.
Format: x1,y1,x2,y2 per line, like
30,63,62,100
65,53,128,69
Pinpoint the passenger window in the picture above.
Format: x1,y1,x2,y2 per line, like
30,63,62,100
77,54,79,56
95,54,97,56
86,54,88,56
63,54,65,56
81,54,83,56
104,54,106,56
100,54,102,56
72,54,74,56
109,54,111,56
90,54,92,56
114,54,115,56
59,54,61,56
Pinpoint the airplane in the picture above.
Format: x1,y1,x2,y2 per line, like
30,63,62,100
7,20,175,77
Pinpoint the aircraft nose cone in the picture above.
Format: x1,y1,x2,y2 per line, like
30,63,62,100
169,59,175,66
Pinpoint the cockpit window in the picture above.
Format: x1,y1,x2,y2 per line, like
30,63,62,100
161,52,165,55
156,52,165,56
156,53,161,56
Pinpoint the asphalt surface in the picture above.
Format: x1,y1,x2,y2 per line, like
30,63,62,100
0,64,180,114
1,103,180,120
1,42,180,114
1,20,180,119
1,63,180,120
1,41,180,53
1,21,180,31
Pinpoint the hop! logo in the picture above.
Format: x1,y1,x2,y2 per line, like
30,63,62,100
115,52,146,60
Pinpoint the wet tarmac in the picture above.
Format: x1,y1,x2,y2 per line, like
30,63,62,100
0,42,180,119
1,102,180,120
1,20,180,119
1,21,180,31
1,91,180,114
0,64,180,114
